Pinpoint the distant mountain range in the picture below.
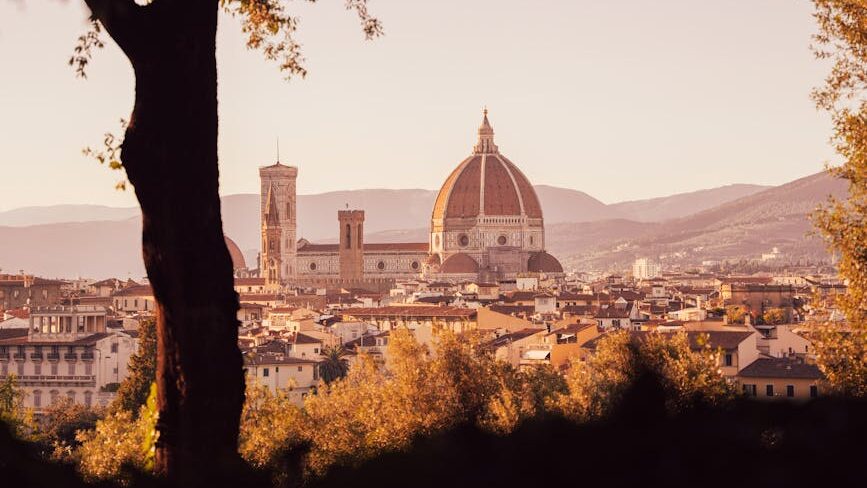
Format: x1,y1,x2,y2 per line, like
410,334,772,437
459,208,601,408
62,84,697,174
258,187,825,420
546,172,847,270
0,174,844,279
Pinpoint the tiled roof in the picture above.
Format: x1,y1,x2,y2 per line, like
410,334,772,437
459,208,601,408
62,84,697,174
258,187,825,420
440,253,479,274
243,352,319,366
527,251,563,273
290,333,322,345
594,308,631,319
738,358,823,380
0,331,112,346
298,242,428,253
432,151,544,221
238,293,281,301
235,277,266,286
548,323,595,337
112,285,154,297
483,328,545,349
343,306,476,319
0,329,28,341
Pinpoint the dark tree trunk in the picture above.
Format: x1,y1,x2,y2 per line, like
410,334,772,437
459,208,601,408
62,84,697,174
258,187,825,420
84,1,245,484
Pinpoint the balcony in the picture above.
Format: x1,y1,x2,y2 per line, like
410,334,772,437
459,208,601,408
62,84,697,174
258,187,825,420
0,353,9,361
47,353,61,362
15,374,97,386
64,353,78,361
81,352,95,361
30,353,43,361
13,353,26,361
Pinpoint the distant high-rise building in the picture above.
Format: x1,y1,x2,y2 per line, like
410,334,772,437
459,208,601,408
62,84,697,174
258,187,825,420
259,163,298,287
633,257,660,280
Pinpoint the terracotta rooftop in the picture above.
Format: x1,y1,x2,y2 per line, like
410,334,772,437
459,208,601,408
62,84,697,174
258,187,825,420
440,253,479,274
224,235,246,270
738,357,823,380
235,277,266,286
0,331,113,346
298,242,428,253
431,112,543,222
112,285,154,297
527,251,564,273
342,306,477,319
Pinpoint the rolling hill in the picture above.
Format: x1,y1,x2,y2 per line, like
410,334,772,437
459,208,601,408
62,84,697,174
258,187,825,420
0,175,835,278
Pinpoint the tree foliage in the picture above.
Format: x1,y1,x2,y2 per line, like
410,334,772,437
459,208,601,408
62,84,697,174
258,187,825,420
318,345,350,385
725,305,747,325
0,375,28,436
111,318,157,415
762,307,786,325
73,0,383,80
553,331,733,421
810,0,867,397
33,397,100,461
76,384,159,482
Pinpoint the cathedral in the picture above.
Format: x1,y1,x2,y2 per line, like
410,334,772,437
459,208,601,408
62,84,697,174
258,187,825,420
258,110,563,289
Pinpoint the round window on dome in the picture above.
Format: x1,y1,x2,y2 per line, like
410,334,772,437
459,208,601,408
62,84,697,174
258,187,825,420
377,261,386,270
458,234,469,247
411,261,420,270
497,235,507,246
309,262,317,271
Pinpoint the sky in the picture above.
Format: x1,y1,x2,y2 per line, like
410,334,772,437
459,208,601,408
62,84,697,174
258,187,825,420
0,0,837,211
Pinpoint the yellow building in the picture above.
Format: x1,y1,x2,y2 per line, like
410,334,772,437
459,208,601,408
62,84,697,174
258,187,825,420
736,357,824,400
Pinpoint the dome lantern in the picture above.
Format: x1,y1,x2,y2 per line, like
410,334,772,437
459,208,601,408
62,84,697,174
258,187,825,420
473,108,499,154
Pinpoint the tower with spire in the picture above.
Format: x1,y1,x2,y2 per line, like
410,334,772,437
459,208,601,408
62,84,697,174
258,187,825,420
259,161,298,288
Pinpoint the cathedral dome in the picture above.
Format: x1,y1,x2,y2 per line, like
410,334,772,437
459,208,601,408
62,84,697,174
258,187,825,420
431,110,543,222
527,251,563,274
224,236,246,270
440,253,479,274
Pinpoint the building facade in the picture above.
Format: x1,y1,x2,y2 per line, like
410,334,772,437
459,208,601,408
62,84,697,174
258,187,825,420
0,305,137,412
427,110,562,282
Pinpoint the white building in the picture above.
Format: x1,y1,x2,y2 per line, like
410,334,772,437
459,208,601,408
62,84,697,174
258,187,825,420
0,305,137,412
633,258,661,280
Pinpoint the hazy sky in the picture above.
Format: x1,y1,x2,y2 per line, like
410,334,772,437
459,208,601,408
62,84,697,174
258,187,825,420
0,0,836,211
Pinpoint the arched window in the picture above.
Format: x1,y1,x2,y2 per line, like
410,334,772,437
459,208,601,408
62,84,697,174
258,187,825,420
84,391,93,408
345,224,352,249
357,223,363,248
33,390,42,408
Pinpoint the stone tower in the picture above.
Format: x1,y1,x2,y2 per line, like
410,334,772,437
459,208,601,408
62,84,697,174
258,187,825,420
338,209,365,281
259,163,298,287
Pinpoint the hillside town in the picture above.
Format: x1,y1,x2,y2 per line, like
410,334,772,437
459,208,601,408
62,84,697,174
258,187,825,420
0,113,842,412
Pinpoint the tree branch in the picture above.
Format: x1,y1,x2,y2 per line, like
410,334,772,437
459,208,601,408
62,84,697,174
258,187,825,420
83,0,146,58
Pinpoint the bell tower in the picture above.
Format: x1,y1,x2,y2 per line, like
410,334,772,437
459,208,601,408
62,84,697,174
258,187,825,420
338,209,365,281
259,162,298,288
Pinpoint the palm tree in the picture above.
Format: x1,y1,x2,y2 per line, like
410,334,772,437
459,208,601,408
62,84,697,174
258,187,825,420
319,345,350,385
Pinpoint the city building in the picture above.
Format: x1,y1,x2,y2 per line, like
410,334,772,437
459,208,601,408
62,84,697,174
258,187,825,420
257,110,564,288
632,258,661,280
0,305,137,411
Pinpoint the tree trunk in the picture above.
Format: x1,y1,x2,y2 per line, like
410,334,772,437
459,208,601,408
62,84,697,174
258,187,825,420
85,1,245,484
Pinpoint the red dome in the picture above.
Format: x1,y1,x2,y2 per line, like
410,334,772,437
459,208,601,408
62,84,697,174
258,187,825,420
224,236,246,270
527,251,563,273
440,253,479,274
431,112,542,222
